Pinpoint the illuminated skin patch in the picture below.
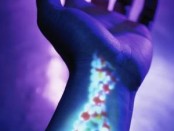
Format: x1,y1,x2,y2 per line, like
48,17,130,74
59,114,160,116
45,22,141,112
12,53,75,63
73,54,118,131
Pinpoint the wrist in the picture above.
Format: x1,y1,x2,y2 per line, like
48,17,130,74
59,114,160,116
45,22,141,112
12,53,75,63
47,53,136,131
67,53,135,131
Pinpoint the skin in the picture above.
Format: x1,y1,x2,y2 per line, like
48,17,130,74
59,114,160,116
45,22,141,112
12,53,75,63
36,0,155,130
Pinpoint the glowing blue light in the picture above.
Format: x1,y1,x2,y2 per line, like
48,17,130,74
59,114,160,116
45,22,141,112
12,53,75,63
72,53,118,131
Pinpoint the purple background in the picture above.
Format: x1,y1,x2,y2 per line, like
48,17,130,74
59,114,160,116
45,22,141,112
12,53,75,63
0,0,173,131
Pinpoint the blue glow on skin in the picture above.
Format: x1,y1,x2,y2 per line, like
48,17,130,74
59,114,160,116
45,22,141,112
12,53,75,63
72,53,119,131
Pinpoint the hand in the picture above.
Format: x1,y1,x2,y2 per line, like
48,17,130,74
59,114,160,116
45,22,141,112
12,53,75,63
36,0,158,130
36,0,157,90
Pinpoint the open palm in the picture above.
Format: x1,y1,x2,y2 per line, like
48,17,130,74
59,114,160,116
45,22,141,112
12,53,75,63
36,0,158,130
37,0,156,91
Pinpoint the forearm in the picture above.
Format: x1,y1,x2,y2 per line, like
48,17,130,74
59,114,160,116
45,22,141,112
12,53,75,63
36,0,156,130
46,53,136,131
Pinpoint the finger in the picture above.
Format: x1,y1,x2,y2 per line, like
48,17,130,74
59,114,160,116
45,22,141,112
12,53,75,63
113,0,134,15
91,0,109,10
138,0,158,29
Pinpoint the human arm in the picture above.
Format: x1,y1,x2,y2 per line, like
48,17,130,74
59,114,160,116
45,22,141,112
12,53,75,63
36,0,158,130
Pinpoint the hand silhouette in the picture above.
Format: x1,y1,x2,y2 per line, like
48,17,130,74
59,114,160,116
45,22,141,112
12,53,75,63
36,0,158,130
37,0,157,90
